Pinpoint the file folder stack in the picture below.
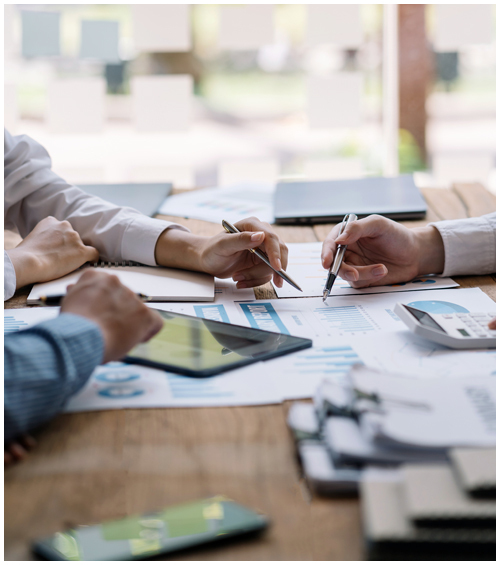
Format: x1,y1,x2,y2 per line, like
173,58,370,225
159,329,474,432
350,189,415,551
287,365,496,496
361,454,496,560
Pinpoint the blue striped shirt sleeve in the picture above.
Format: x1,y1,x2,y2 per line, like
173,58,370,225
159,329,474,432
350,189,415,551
4,313,104,443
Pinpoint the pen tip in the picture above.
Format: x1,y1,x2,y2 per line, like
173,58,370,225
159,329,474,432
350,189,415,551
322,290,329,303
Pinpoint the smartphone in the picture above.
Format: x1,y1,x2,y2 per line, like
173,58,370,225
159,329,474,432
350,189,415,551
33,496,269,561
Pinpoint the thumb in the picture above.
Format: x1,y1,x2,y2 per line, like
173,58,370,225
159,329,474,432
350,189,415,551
222,231,265,254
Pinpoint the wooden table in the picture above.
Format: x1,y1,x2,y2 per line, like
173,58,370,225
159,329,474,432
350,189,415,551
4,183,496,560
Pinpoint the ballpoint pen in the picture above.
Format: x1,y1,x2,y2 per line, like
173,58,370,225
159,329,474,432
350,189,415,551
322,213,358,303
34,293,152,306
221,219,303,292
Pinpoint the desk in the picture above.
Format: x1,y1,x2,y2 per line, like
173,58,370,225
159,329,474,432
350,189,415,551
4,183,496,560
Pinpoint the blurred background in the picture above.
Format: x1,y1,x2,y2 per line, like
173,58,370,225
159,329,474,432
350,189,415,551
4,4,496,192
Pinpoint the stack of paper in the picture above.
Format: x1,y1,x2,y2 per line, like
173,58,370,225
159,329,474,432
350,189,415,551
287,365,496,495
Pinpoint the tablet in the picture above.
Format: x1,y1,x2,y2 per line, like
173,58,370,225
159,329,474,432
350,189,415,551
124,310,312,377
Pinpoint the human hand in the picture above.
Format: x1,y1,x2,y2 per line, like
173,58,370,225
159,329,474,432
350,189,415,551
6,216,99,290
199,217,289,288
155,217,288,288
60,270,164,363
488,318,496,330
4,434,36,468
321,215,445,288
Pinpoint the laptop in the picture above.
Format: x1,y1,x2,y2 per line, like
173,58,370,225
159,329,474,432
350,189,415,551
273,175,427,225
79,182,172,217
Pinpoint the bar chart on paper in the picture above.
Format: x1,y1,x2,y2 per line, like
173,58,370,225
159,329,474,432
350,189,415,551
237,299,379,339
264,342,363,399
4,308,58,333
273,242,459,298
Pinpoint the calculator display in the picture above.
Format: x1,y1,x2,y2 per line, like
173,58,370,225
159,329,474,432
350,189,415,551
403,305,446,333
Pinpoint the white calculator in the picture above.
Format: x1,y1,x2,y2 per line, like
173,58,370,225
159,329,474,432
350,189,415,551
394,303,496,350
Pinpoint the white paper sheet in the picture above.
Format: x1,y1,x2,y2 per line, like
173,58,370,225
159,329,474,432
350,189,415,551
352,331,496,380
149,299,246,326
218,5,275,50
306,5,363,49
64,361,281,412
131,75,192,132
434,5,493,52
80,20,120,63
4,307,59,334
131,5,191,52
158,183,274,224
234,288,494,340
263,338,363,400
28,265,215,303
47,77,105,134
353,367,496,448
22,10,60,58
274,242,460,298
307,73,363,129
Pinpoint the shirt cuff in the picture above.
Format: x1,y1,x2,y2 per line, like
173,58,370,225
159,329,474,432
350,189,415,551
33,313,105,388
121,216,189,266
4,250,17,301
429,215,496,277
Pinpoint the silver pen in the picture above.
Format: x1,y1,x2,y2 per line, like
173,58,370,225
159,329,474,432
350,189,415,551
222,219,302,292
322,213,358,302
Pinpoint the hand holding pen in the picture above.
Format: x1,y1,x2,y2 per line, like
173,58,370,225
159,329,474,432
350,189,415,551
322,213,358,302
222,220,302,292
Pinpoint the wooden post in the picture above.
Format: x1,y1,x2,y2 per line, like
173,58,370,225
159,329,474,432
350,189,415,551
398,4,433,165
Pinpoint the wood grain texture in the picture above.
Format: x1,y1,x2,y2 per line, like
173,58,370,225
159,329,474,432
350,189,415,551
4,183,495,561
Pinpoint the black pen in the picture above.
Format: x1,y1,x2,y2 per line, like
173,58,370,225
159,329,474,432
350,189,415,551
34,293,153,306
323,213,358,302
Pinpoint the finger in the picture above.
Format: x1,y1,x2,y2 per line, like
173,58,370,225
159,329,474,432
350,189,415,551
260,233,283,272
488,318,496,330
142,311,164,342
321,225,343,269
84,245,100,263
19,434,37,450
338,263,388,288
234,218,285,272
236,275,273,289
233,264,274,283
334,215,387,246
8,442,28,461
220,231,266,255
5,451,13,468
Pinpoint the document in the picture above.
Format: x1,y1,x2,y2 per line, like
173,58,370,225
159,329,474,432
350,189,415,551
263,338,363,400
235,288,495,340
273,242,459,298
4,307,58,333
352,331,496,380
28,265,215,303
65,361,281,412
158,183,274,224
352,367,496,448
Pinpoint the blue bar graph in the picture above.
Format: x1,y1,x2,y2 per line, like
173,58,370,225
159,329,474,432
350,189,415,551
4,316,29,334
291,345,362,376
314,305,374,333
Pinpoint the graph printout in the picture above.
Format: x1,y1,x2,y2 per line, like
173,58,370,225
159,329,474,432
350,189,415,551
274,242,459,298
235,288,495,340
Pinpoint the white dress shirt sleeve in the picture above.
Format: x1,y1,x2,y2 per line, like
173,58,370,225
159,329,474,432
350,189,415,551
4,129,189,299
4,251,17,301
429,213,496,277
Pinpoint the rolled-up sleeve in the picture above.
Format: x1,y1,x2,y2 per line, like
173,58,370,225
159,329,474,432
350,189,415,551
4,129,189,267
429,213,496,277
4,313,104,442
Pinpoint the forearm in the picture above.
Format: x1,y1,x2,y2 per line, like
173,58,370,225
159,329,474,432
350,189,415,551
154,228,205,272
4,314,104,442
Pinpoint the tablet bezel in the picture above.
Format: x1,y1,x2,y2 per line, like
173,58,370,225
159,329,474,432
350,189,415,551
124,309,313,377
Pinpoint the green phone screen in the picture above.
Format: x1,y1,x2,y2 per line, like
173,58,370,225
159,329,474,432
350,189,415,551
33,497,268,561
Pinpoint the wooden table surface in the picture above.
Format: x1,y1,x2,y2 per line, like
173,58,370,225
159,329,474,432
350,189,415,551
4,183,496,560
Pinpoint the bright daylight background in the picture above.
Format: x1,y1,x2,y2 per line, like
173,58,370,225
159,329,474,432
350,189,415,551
4,4,496,193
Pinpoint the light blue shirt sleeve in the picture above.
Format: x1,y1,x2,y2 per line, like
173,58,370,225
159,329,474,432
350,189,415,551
4,313,104,443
